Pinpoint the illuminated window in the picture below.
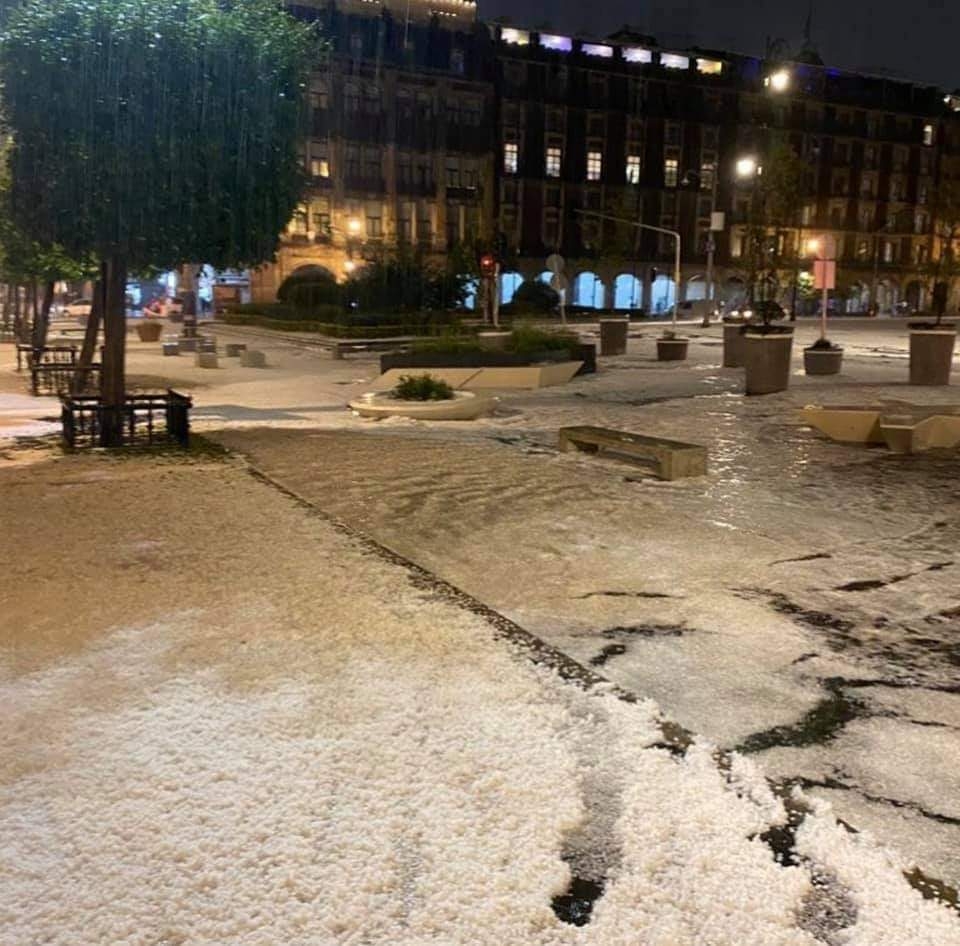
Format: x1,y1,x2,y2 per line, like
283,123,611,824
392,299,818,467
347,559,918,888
660,53,689,70
546,147,562,178
664,158,679,187
700,161,715,191
623,46,652,64
583,43,613,58
923,123,935,146
501,28,530,46
696,58,723,75
587,150,603,181
504,142,519,174
626,154,641,184
310,157,330,179
540,34,572,52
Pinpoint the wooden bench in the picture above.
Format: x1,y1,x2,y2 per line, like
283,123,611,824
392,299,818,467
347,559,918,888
558,425,707,480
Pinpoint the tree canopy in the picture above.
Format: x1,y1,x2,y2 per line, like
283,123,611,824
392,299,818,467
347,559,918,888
1,0,318,272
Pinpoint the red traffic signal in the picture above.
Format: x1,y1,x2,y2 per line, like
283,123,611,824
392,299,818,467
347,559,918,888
479,253,497,277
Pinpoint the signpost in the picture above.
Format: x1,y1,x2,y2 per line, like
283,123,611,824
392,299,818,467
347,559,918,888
547,254,567,324
812,235,837,343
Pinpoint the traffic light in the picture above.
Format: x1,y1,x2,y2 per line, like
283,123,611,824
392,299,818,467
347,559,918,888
479,253,497,277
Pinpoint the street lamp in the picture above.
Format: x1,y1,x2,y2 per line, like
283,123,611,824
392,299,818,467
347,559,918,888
765,69,790,93
736,156,763,304
736,156,759,180
347,217,363,236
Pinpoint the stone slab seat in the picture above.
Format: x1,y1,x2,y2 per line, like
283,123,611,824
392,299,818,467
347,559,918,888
802,403,960,453
241,349,267,368
558,425,708,480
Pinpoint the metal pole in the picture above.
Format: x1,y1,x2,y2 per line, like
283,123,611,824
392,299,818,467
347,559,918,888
706,171,718,304
821,278,828,342
673,233,681,330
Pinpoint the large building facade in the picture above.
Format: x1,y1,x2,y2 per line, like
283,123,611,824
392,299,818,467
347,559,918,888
255,1,960,316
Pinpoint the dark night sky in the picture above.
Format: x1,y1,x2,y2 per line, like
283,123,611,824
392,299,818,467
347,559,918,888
479,0,960,91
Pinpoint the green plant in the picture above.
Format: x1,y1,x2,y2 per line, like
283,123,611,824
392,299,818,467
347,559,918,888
392,374,455,401
511,279,560,314
506,324,581,356
411,336,486,354
278,268,341,309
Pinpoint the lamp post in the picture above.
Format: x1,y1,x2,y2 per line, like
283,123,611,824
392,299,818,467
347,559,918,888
683,166,722,323
736,156,761,305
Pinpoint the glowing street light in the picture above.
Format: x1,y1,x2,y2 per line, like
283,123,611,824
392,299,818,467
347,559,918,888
804,237,822,257
347,217,362,236
736,156,759,179
765,69,790,93
343,259,356,274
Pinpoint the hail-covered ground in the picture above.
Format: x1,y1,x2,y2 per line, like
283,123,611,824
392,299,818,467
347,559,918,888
1,447,958,945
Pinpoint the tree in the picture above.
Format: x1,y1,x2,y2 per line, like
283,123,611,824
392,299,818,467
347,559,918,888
926,174,960,324
1,0,316,442
743,142,806,310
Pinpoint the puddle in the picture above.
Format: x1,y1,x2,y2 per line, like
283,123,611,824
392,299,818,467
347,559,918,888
551,876,605,926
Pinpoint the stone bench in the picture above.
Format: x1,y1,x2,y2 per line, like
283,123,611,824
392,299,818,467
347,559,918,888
162,341,180,356
558,425,708,480
178,337,199,353
241,349,267,368
195,351,219,369
331,337,416,359
224,343,247,357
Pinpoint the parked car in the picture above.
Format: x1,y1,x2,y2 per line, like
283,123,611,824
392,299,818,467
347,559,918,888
728,299,787,323
64,298,92,322
677,300,719,322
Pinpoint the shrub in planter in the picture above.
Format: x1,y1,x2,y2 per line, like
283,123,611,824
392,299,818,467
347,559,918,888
803,336,844,376
909,285,955,385
136,320,163,342
511,280,560,314
506,324,580,357
392,374,454,401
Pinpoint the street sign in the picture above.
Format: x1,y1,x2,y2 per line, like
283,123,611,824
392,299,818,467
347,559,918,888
546,253,565,274
813,260,836,290
710,211,725,232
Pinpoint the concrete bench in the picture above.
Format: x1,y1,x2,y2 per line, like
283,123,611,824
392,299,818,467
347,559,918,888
558,425,708,480
178,337,199,353
241,349,267,368
331,337,415,359
224,343,247,357
162,341,179,356
195,352,219,369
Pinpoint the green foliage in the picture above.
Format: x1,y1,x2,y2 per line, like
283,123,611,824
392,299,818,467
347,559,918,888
392,374,455,401
277,268,341,309
511,279,560,314
221,311,459,338
506,325,581,356
411,336,486,354
345,246,472,313
1,0,319,270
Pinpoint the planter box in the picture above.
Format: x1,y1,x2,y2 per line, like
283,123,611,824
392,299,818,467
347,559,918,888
909,327,955,386
598,318,629,356
380,343,596,377
804,346,843,376
723,323,747,368
375,362,583,391
657,337,689,362
350,390,495,421
744,330,794,395
136,321,163,342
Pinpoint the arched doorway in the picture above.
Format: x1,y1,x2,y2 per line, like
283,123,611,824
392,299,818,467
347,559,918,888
462,278,478,310
877,279,899,315
614,273,642,309
686,275,707,301
846,282,869,314
573,272,605,309
905,280,925,313
650,275,676,314
500,271,523,305
537,270,553,285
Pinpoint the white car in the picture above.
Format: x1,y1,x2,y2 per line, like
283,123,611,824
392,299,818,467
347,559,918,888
64,298,93,322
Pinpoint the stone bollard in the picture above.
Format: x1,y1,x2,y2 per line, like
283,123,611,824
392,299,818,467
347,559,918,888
195,352,219,369
598,318,629,356
225,343,247,357
178,337,199,353
198,336,217,353
241,350,267,368
162,341,180,356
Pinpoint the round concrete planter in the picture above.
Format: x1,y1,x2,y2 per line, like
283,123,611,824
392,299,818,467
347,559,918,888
136,321,163,342
598,318,629,356
743,329,794,395
656,337,689,362
722,322,747,368
909,326,956,386
803,346,843,376
349,391,496,421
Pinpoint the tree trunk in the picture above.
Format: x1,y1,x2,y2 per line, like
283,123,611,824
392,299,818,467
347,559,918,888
99,255,128,446
13,285,27,343
72,264,105,395
1,284,11,334
31,281,55,351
